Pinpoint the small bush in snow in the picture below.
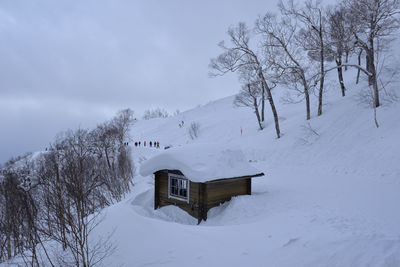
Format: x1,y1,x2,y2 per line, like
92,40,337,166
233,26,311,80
188,122,200,139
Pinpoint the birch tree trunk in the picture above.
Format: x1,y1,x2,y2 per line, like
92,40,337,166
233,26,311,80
258,70,281,138
356,49,362,84
261,82,265,122
336,57,346,96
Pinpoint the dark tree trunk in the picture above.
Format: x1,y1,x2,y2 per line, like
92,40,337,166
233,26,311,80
317,77,324,116
5,193,12,259
258,71,280,138
317,16,325,117
317,40,325,116
249,84,263,130
335,57,346,96
301,71,311,120
371,66,380,108
253,97,263,130
305,88,310,120
355,31,379,107
367,36,379,107
261,82,265,122
356,49,362,84
6,222,11,259
366,52,373,86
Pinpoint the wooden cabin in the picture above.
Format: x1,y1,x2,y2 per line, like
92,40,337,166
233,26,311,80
140,144,264,224
154,169,264,224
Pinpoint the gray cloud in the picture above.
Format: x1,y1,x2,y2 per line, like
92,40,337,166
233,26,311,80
0,0,278,163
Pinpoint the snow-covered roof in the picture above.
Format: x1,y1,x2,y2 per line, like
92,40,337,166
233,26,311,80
139,143,264,182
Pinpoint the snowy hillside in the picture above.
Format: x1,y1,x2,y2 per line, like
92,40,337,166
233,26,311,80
84,71,400,266
3,70,399,266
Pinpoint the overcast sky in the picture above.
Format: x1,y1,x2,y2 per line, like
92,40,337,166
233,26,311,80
0,0,281,163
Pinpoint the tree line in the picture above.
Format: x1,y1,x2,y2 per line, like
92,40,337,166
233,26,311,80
210,0,399,135
0,109,135,266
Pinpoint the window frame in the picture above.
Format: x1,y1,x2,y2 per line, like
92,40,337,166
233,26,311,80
168,173,190,203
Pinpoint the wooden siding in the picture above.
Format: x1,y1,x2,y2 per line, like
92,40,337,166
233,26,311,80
205,178,250,211
154,170,256,224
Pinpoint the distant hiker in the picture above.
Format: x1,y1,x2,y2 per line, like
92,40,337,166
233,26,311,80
139,141,141,146
135,142,138,147
181,120,184,126
240,127,243,136
179,123,182,128
150,141,153,147
144,141,146,147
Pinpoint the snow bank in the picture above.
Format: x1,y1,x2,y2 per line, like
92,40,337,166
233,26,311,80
131,189,198,225
139,143,264,182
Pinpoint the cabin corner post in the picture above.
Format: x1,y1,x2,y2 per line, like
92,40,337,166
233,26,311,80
197,182,202,224
154,173,160,209
202,183,208,221
246,178,251,195
197,183,208,224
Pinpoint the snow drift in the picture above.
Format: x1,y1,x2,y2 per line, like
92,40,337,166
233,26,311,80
140,143,263,182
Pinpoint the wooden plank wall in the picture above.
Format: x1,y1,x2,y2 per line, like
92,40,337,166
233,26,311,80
155,170,200,219
205,178,251,211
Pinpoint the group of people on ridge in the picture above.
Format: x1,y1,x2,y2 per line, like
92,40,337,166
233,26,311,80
134,141,160,148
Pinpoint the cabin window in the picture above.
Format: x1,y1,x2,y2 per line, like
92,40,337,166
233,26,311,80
168,173,189,202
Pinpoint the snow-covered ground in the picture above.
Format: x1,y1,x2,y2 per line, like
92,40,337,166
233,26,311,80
3,68,399,266
91,69,400,266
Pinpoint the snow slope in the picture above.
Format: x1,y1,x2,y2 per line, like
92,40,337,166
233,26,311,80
4,69,399,266
91,70,400,267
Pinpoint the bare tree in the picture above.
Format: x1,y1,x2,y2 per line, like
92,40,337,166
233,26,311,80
327,5,354,96
36,129,116,267
90,109,135,202
234,66,268,130
279,0,329,116
113,109,135,145
345,0,400,107
235,83,264,130
356,48,363,84
256,13,316,120
0,157,45,266
210,22,281,138
0,108,133,266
